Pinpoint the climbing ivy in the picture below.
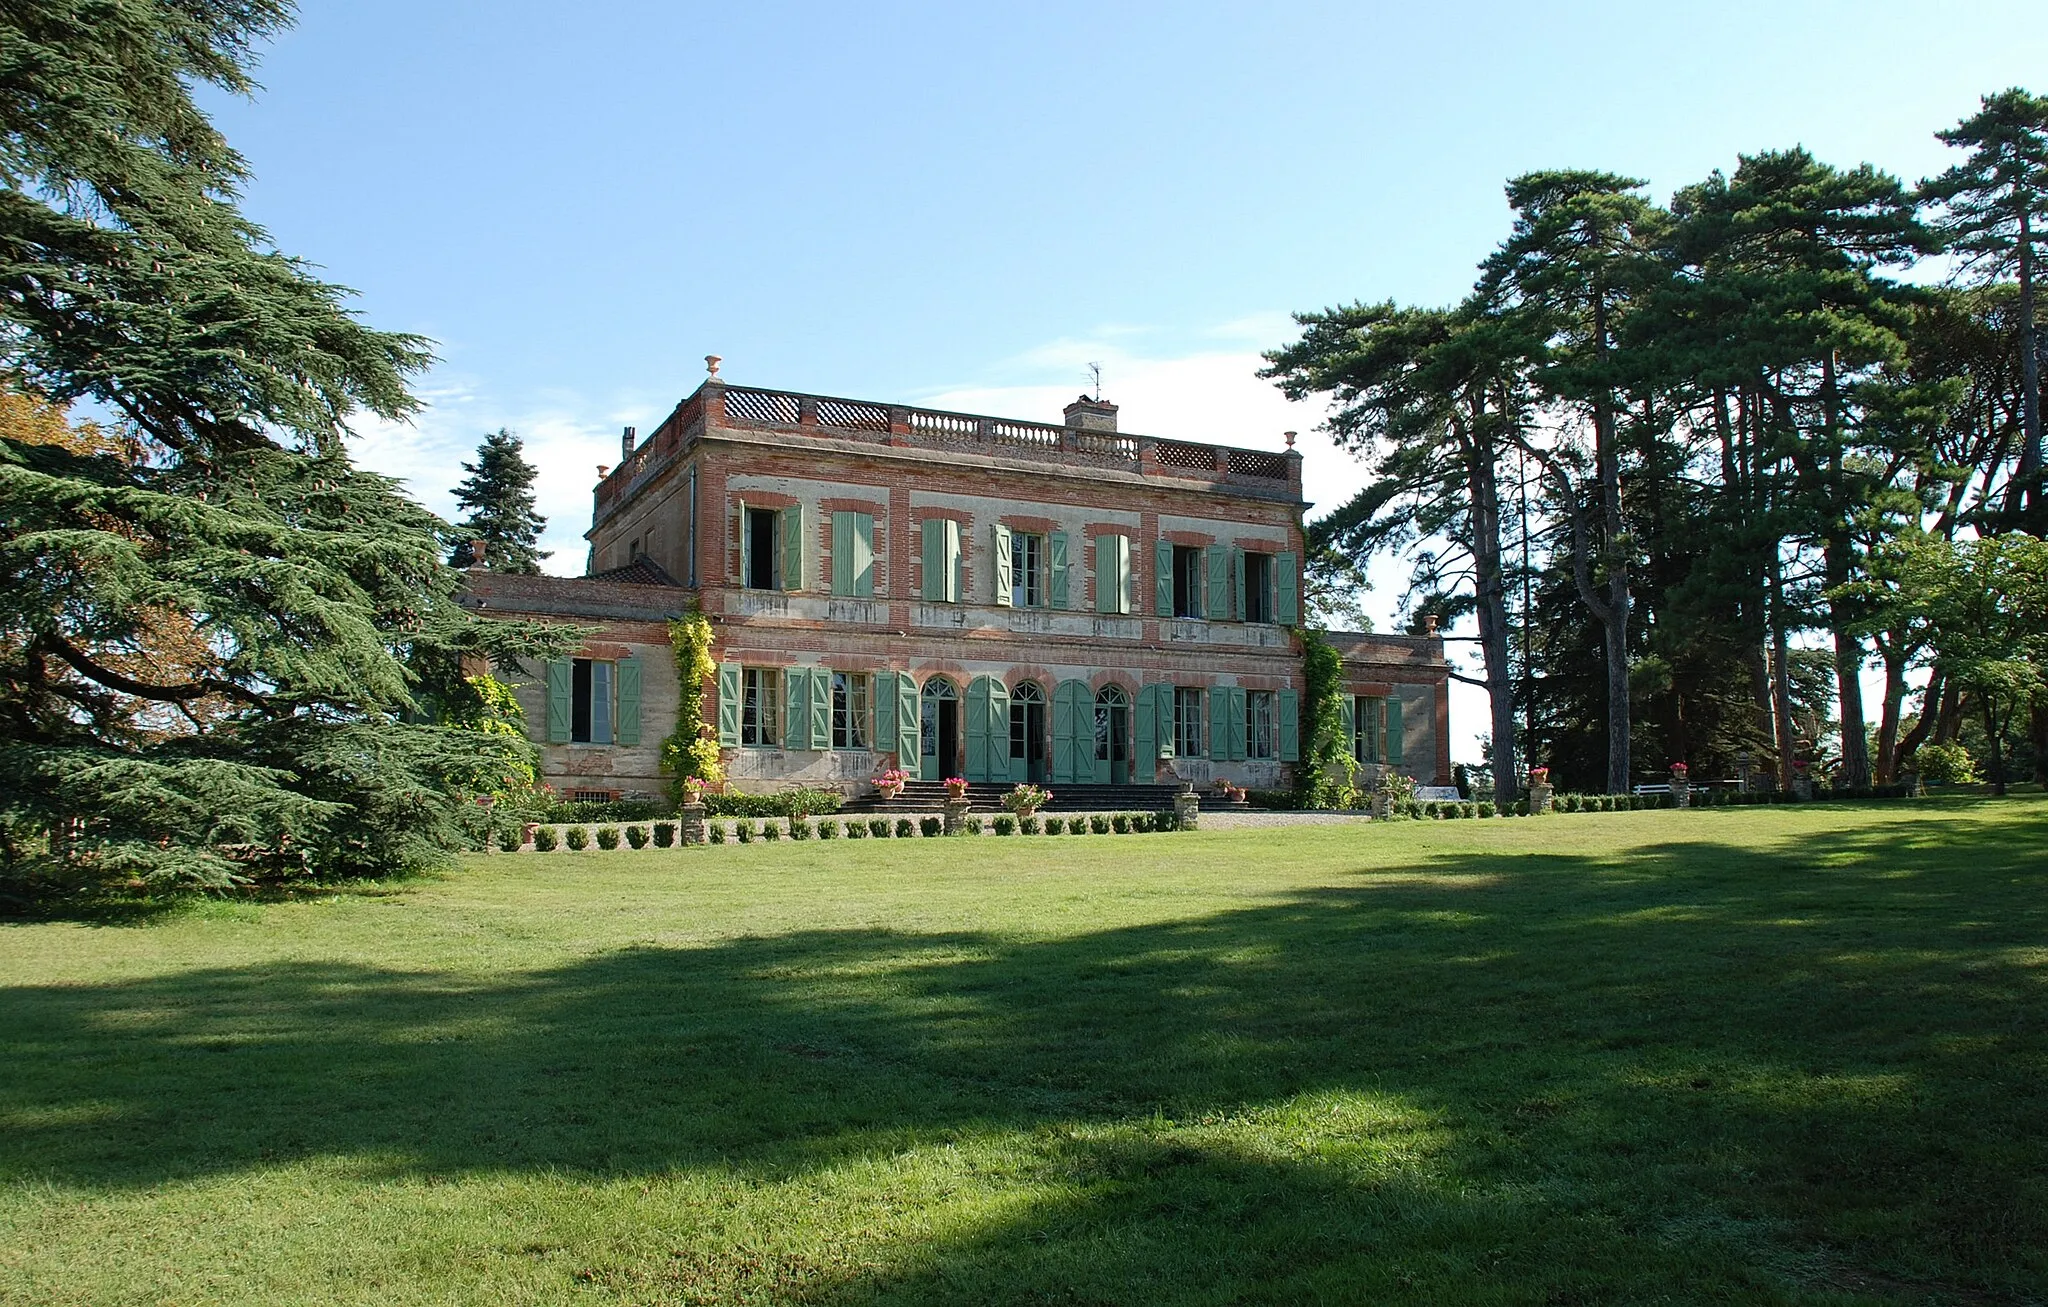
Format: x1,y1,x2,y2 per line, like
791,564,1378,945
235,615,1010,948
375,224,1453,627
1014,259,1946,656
1294,627,1359,809
661,608,724,801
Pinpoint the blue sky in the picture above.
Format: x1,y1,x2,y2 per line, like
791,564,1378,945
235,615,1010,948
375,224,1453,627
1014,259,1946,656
203,0,2047,756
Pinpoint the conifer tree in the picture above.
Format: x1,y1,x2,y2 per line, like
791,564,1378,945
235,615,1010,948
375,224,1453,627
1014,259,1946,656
448,428,549,572
1922,89,2048,528
0,1,570,895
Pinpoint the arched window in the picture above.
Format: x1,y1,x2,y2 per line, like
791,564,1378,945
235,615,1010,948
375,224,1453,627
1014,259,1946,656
1095,683,1130,768
1013,680,1045,704
920,676,957,764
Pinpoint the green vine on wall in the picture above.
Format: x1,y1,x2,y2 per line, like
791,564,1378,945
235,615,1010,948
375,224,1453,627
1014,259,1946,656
1295,627,1358,809
661,608,724,802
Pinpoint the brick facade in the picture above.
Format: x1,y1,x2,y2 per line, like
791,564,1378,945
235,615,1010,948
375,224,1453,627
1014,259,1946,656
466,380,1453,798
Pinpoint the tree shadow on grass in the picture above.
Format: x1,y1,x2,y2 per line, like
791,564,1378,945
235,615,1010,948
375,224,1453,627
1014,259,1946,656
3,810,2045,1302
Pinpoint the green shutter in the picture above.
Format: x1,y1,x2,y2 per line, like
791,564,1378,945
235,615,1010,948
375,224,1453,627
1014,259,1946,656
1275,551,1298,626
1232,549,1247,621
1385,695,1403,766
616,656,642,746
1048,531,1069,608
1135,683,1160,770
781,505,804,591
897,672,920,758
1340,694,1356,760
1205,546,1228,620
1232,687,1249,761
545,658,572,743
874,671,898,752
992,523,1012,606
1099,534,1129,614
1209,687,1230,762
716,662,741,747
853,512,874,597
921,519,943,601
965,675,992,779
809,668,830,750
737,498,749,585
831,511,853,596
1052,679,1087,783
783,668,805,749
1156,540,1174,616
1278,689,1300,762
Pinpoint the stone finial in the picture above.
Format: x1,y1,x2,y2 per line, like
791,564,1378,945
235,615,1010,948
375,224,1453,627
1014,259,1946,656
1284,430,1297,448
705,354,722,379
468,539,487,570
1421,613,1440,637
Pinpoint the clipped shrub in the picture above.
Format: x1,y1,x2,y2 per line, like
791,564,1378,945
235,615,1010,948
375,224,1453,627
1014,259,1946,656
653,821,676,847
498,828,524,852
1089,814,1110,834
1477,801,1495,818
920,816,942,838
896,818,916,839
761,820,782,841
709,821,727,844
532,825,558,852
869,818,890,838
624,825,647,849
845,820,867,838
1513,799,1530,816
964,815,984,835
597,826,622,850
1042,816,1064,835
1154,807,1179,832
1132,813,1153,833
704,787,845,819
817,819,839,839
1111,813,1131,834
566,826,590,850
992,814,1016,835
1069,816,1089,835
735,821,754,844
789,817,812,840
1019,816,1040,835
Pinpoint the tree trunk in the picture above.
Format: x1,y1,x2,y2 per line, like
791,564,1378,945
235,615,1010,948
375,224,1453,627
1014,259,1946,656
1982,694,2008,797
1934,682,1964,746
1819,350,1871,790
1873,642,1906,786
1464,415,1520,805
1892,666,1944,779
2016,207,2043,523
1768,549,1798,787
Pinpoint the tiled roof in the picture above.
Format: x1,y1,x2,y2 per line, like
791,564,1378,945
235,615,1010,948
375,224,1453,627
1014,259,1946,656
587,555,682,587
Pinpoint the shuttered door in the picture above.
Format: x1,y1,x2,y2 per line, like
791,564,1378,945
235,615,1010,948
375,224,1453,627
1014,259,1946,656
897,674,920,757
808,668,830,751
1048,531,1069,608
965,676,993,780
1052,679,1089,784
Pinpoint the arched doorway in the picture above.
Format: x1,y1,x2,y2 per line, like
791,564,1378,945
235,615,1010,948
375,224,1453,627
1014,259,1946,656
919,676,959,781
1010,681,1047,783
1095,684,1131,784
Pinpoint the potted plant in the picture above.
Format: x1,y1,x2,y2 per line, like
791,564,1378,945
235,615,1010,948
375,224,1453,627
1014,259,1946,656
1003,782,1052,817
944,776,969,800
874,768,908,800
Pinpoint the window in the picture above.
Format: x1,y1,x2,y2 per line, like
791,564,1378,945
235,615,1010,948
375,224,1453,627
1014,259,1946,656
741,667,781,746
831,511,875,597
1243,552,1274,623
832,671,870,749
1096,534,1131,614
744,506,779,589
1173,686,1204,758
1173,545,1204,618
1012,532,1045,607
1247,691,1276,759
1352,695,1382,763
570,658,613,744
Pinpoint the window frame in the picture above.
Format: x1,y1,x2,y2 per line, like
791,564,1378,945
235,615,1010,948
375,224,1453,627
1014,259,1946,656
741,667,782,747
743,506,780,590
831,671,871,750
1243,552,1274,623
1012,531,1045,608
1172,545,1204,619
1172,686,1204,758
1246,690,1276,760
570,657,614,745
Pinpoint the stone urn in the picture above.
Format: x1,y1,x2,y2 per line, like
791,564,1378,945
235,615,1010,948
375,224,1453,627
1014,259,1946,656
1670,764,1691,808
1528,768,1553,814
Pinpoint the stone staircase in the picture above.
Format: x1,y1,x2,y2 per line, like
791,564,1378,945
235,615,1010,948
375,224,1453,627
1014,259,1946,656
841,780,1235,814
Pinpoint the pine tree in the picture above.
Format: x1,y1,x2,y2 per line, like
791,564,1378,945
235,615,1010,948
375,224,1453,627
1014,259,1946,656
448,429,549,572
1922,89,2048,529
0,1,571,897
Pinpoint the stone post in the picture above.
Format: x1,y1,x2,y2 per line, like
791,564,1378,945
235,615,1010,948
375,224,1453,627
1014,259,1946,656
679,802,706,846
1529,781,1554,814
1792,766,1814,801
1671,766,1690,808
1173,785,1201,831
943,796,971,835
1735,750,1754,794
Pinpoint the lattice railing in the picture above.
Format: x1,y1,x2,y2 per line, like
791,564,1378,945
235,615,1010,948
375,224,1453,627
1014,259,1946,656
815,398,889,432
1228,449,1288,480
1153,439,1213,471
723,388,800,424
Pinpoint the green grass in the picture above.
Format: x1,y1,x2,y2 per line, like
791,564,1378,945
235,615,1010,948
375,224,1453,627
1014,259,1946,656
3,800,2045,1305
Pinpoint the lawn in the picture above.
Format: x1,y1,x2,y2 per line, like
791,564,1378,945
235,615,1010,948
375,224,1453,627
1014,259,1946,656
2,800,2044,1306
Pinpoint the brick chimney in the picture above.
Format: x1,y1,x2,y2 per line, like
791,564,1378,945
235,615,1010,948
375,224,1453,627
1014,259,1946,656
620,425,637,459
1062,394,1119,433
